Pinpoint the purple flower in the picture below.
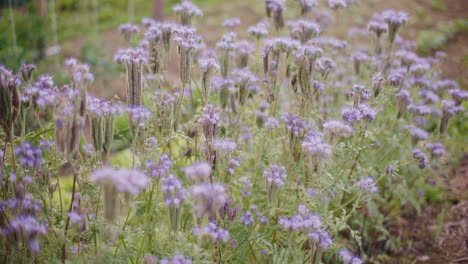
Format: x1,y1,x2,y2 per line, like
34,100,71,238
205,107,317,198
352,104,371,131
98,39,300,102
308,229,333,249
212,138,237,156
160,254,192,264
265,117,279,130
410,126,428,143
339,248,363,264
183,162,212,182
328,0,347,9
323,120,353,139
143,254,158,264
173,0,202,25
193,222,229,243
287,19,320,43
91,167,149,195
2,215,47,253
408,104,431,116
279,206,321,232
145,154,173,179
264,164,287,187
302,131,332,160
223,18,241,30
191,183,227,218
299,0,318,14
282,112,309,137
425,142,446,157
119,23,139,41
248,20,269,39
161,174,186,206
127,105,151,127
355,177,378,193
14,142,42,169
114,47,148,65
227,158,241,176
412,149,429,169
240,210,255,226
240,177,253,197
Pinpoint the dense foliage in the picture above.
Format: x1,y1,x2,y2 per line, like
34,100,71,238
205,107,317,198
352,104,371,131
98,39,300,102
0,0,466,263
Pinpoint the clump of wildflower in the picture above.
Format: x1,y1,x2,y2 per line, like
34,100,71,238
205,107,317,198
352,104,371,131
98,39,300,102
119,23,139,41
412,149,429,169
2,215,47,253
309,229,333,250
191,183,227,219
440,100,464,134
174,26,202,86
355,177,378,193
173,0,202,25
218,199,241,222
294,44,323,100
193,222,229,243
265,0,286,30
425,142,446,157
382,10,409,44
264,164,287,201
14,142,42,169
162,174,186,230
114,47,148,106
223,18,241,31
323,120,353,142
146,154,172,179
339,249,363,264
448,88,468,105
199,57,220,104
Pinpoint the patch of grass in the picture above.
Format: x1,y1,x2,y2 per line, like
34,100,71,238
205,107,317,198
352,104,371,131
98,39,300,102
416,19,468,55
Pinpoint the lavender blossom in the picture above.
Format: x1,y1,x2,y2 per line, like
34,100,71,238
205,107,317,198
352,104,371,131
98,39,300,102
308,229,333,250
382,10,409,44
191,183,228,218
234,40,255,67
239,210,255,226
410,126,428,145
127,105,151,128
227,158,241,176
119,23,139,41
299,0,318,15
160,254,192,264
2,215,47,253
425,142,446,157
183,162,212,182
265,0,286,30
412,149,429,169
199,57,220,103
223,18,241,31
146,154,173,179
173,0,202,25
14,142,42,169
302,131,332,160
19,63,36,81
328,0,347,10
355,177,378,193
248,20,269,40
323,120,353,141
91,167,149,195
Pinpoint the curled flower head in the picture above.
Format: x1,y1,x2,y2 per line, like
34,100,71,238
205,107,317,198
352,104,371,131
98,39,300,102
114,47,148,65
